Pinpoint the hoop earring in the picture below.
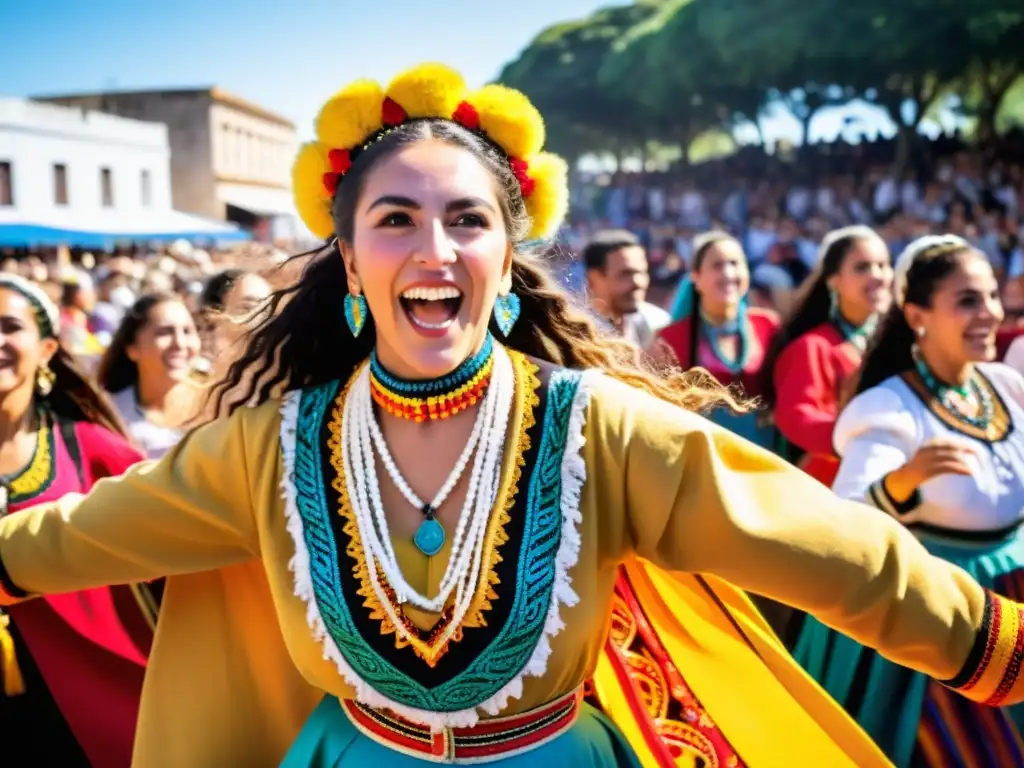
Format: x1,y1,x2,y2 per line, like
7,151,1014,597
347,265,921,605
36,364,55,396
493,292,520,337
344,293,369,338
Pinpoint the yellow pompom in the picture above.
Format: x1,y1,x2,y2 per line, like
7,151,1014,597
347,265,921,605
469,85,545,160
315,79,385,149
386,63,467,119
292,143,335,240
524,152,569,241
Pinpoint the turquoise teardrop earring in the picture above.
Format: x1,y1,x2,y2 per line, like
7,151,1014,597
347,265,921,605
345,293,369,337
493,292,520,337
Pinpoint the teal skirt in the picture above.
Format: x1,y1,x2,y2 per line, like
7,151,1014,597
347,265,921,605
794,528,1024,767
280,696,641,767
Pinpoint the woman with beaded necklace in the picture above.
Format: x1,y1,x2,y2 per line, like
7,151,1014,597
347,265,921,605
2,66,1024,767
794,234,1024,766
762,226,893,486
652,232,779,449
0,274,151,767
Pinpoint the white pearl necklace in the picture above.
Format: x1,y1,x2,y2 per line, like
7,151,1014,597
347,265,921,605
341,347,514,644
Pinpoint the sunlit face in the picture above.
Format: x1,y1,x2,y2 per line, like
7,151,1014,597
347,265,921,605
126,300,201,386
587,246,649,317
906,252,1003,368
829,237,893,323
0,289,57,397
343,140,512,380
692,240,749,312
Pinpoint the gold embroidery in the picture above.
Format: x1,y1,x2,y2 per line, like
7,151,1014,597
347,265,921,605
328,351,540,666
8,414,53,502
902,369,1010,443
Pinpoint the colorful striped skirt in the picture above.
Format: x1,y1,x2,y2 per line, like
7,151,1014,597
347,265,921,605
794,527,1024,767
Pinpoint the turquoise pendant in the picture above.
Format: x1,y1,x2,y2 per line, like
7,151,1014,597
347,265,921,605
414,517,446,557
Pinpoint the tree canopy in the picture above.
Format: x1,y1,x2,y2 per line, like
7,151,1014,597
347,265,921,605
496,0,1024,164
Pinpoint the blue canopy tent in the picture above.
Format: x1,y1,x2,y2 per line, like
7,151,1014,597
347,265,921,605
0,209,252,249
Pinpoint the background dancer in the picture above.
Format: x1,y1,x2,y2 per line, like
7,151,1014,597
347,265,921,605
0,275,151,768
763,226,893,485
653,231,779,449
96,292,203,459
795,234,1024,766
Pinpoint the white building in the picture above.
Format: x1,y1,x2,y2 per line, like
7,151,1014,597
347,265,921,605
37,88,307,242
0,98,244,246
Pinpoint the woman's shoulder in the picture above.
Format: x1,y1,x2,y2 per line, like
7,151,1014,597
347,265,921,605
67,418,146,474
835,379,919,452
747,306,781,328
774,322,838,371
978,361,1024,407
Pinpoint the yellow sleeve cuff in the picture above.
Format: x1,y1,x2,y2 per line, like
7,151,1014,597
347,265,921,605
945,591,1024,706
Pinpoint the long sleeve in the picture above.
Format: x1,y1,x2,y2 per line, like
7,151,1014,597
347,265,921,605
584,374,1024,706
831,386,921,511
0,402,272,602
773,332,838,455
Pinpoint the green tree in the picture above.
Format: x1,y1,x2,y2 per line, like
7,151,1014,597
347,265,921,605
598,0,768,162
496,1,671,164
954,5,1024,141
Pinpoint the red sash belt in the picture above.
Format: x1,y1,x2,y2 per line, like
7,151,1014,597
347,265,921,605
341,689,582,763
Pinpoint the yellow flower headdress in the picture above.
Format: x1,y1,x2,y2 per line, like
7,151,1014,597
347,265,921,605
292,63,568,243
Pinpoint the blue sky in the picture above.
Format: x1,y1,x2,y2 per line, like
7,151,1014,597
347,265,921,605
1,0,921,148
0,0,614,136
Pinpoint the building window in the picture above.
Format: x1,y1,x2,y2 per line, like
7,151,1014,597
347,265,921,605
100,167,113,208
53,164,68,205
141,169,152,207
0,162,12,206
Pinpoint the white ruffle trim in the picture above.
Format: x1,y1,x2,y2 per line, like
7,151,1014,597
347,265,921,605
279,373,594,732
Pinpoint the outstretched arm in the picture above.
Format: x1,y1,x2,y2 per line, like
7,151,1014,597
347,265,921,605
586,375,1021,707
0,403,273,603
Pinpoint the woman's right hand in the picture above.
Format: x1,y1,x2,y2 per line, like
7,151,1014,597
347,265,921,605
884,438,976,503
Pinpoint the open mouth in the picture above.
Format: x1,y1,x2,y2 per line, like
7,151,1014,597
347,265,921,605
399,286,464,331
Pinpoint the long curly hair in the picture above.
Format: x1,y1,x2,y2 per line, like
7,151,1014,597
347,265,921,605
208,119,743,418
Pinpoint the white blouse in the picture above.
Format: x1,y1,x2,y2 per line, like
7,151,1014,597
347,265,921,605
110,387,183,460
833,363,1024,532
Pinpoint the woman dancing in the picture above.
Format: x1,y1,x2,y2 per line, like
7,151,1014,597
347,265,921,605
0,274,151,767
762,226,892,485
795,234,1024,766
0,66,1021,767
654,231,779,449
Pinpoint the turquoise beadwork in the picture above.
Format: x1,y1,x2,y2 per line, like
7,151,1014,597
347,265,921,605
413,517,446,557
370,334,494,397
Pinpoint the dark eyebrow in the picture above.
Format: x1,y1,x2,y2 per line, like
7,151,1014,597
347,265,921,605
366,195,497,214
367,195,419,212
446,197,497,215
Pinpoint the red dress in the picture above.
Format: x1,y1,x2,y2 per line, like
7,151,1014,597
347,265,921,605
657,308,780,449
772,323,863,487
657,308,780,396
0,413,149,767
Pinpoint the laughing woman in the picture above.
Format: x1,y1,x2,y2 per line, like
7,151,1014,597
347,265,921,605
795,235,1024,766
654,232,779,449
96,293,203,459
762,226,893,486
0,275,150,767
0,67,1024,767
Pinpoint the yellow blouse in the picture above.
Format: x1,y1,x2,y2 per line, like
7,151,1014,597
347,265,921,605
0,354,1013,767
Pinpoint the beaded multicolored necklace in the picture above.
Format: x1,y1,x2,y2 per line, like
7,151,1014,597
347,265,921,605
912,350,993,430
700,307,750,374
369,334,495,423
